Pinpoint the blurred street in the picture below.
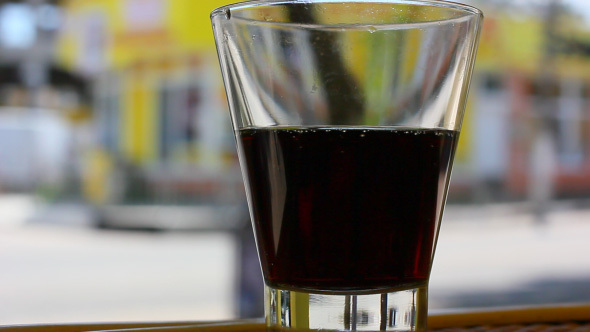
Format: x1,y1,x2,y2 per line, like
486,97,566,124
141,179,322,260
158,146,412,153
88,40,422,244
0,195,238,324
431,201,590,309
1,196,589,325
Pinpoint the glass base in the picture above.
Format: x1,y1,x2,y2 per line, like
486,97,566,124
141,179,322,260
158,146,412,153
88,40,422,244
265,284,428,331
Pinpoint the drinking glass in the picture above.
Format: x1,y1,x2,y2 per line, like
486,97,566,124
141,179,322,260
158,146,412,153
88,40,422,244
211,1,482,331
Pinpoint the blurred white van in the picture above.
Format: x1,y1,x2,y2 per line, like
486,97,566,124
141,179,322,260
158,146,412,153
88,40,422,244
0,107,70,191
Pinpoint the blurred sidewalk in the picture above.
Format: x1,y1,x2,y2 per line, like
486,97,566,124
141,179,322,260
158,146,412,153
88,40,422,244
431,201,590,309
0,195,589,323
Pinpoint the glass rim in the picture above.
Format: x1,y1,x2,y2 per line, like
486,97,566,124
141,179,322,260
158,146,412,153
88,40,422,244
211,0,483,29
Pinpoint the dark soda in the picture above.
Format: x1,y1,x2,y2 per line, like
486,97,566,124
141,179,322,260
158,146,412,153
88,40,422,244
238,127,458,292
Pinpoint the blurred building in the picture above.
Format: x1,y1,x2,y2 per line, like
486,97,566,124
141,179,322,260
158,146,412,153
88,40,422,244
55,0,245,229
451,0,590,202
52,0,590,210
2,0,589,209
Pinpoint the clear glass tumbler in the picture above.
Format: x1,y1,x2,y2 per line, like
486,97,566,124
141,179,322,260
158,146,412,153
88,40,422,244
211,1,482,331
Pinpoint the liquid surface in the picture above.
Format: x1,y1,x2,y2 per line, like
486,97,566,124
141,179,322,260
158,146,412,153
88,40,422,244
238,127,458,292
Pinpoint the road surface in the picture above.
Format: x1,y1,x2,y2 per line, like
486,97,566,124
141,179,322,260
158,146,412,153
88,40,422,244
1,196,589,324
